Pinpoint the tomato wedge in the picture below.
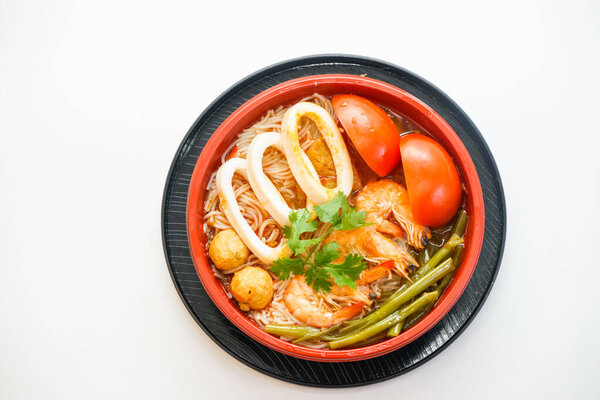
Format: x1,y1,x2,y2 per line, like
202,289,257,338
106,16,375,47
332,95,400,176
400,134,462,227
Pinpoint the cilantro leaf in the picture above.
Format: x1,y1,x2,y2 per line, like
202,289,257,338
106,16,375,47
271,192,370,293
313,192,345,225
285,237,320,255
339,193,353,214
339,208,368,231
271,257,304,280
287,209,318,235
313,192,369,231
324,254,366,289
313,242,340,266
304,263,333,293
282,209,319,254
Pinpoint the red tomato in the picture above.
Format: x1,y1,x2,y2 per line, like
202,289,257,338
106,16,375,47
332,95,400,177
399,134,462,227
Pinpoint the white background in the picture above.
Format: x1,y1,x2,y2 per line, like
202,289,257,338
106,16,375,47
1,1,599,398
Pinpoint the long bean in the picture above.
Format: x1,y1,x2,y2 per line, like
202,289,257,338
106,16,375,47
402,272,455,332
414,234,463,280
399,211,467,333
329,291,439,349
293,323,341,343
335,258,455,336
387,320,404,337
436,273,454,294
402,304,433,331
451,210,469,238
346,331,389,348
452,245,464,266
264,325,320,339
419,210,466,278
341,319,362,329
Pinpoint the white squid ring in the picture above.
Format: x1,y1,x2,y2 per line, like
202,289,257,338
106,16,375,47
215,157,293,264
281,102,353,204
246,132,318,226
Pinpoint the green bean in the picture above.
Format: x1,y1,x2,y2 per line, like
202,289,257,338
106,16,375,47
336,250,458,337
264,325,320,339
435,272,454,295
387,320,404,337
397,212,466,334
394,211,467,335
329,291,439,349
341,319,362,328
452,245,464,266
413,234,463,280
346,331,389,348
292,323,341,343
402,272,455,332
424,210,466,256
401,304,433,331
451,209,468,238
336,258,455,336
377,289,397,303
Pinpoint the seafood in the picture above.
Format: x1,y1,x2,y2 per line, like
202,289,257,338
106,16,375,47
216,157,292,264
203,93,467,350
356,260,396,286
246,131,317,226
283,276,364,328
323,225,418,278
355,179,431,250
327,262,396,305
281,101,353,204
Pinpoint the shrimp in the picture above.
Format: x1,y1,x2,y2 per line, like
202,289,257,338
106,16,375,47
356,260,396,286
329,282,372,305
283,276,365,328
328,261,397,305
324,225,418,278
355,179,431,250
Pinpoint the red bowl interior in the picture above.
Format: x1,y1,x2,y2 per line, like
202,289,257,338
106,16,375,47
187,75,485,362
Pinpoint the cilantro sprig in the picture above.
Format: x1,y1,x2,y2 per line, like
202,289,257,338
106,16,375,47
271,192,370,293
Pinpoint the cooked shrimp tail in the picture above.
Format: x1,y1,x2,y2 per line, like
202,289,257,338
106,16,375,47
357,260,395,286
332,301,366,324
373,219,404,237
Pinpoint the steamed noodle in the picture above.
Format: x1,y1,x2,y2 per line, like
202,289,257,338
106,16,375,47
203,94,404,345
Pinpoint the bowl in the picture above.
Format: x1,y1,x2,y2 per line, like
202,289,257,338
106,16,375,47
186,74,485,362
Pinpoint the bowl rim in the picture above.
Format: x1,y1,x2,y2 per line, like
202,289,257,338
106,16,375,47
186,74,485,362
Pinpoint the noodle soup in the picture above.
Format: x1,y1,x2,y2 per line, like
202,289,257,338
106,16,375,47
201,92,467,350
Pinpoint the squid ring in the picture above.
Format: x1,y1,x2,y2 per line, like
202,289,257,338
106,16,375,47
216,157,293,264
281,102,353,204
246,132,317,227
